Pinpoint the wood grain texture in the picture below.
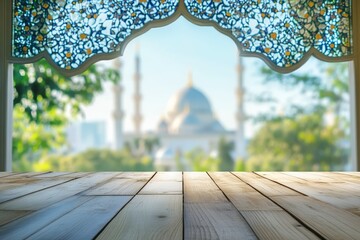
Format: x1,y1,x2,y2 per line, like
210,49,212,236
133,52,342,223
209,172,319,240
96,195,182,240
0,210,31,226
321,172,360,183
0,172,20,178
238,173,360,240
184,172,256,240
84,172,154,195
140,172,182,195
0,178,74,203
209,172,281,211
0,172,359,239
184,172,227,203
32,172,74,178
241,210,320,240
257,172,360,215
2,172,50,179
0,178,39,191
338,172,360,177
232,172,300,197
283,172,344,183
271,195,360,240
0,172,119,210
0,196,91,239
27,196,131,240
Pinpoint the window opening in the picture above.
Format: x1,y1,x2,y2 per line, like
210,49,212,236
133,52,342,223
13,17,353,171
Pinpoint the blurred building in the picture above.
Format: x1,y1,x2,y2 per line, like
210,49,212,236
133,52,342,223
113,51,246,171
153,74,235,170
66,121,107,153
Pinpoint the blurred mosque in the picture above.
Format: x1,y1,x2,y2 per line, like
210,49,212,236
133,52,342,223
112,52,246,170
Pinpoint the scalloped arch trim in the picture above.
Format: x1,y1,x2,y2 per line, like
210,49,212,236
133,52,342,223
12,0,352,74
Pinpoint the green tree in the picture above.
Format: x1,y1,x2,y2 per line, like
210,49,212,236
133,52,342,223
217,137,234,171
247,61,350,171
247,112,348,171
13,59,120,171
185,148,218,171
33,149,154,172
143,137,160,155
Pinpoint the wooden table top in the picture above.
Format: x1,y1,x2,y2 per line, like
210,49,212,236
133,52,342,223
0,172,359,239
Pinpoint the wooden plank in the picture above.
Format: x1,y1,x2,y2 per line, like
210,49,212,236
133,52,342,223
272,196,360,240
0,172,119,210
209,172,319,240
0,172,56,191
0,210,31,226
0,196,91,239
238,173,360,239
27,196,131,240
209,172,280,211
0,180,38,191
96,195,182,240
2,172,50,179
258,172,360,215
255,172,307,183
241,211,320,240
0,172,21,178
301,172,360,187
33,172,74,178
184,172,229,203
232,172,300,197
140,172,182,195
338,172,360,177
0,173,87,193
85,172,154,195
113,172,154,179
0,178,75,203
184,172,256,239
283,172,343,183
31,172,71,178
320,172,360,184
257,172,360,193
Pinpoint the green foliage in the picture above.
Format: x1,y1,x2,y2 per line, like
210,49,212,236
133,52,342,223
234,159,246,171
13,59,120,171
12,105,67,171
184,148,218,171
183,138,235,171
247,113,348,171
32,149,154,172
13,59,119,123
248,62,350,171
143,137,160,154
217,137,234,171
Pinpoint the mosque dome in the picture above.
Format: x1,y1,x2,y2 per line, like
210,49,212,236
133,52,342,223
170,110,202,134
166,85,213,121
159,73,225,135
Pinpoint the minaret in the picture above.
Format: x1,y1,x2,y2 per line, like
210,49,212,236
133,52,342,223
187,71,193,87
133,46,142,136
112,57,124,150
235,55,246,159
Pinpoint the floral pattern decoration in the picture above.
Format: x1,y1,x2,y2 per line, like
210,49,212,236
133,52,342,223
185,0,351,68
13,0,351,69
13,0,179,69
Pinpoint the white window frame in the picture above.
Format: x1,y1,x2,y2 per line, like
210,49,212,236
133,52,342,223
1,0,359,171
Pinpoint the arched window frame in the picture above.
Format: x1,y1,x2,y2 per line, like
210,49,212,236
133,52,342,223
1,0,359,171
